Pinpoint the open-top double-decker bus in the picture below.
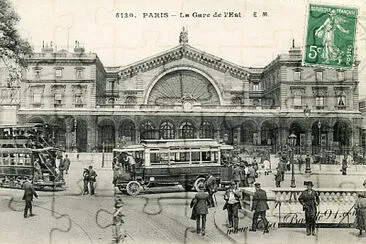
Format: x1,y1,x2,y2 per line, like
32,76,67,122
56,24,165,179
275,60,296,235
0,124,65,190
112,139,234,195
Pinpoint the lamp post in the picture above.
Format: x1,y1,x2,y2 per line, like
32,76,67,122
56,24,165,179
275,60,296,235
318,120,322,163
303,105,311,173
288,133,297,188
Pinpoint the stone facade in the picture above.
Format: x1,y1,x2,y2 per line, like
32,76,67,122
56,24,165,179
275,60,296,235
17,32,363,153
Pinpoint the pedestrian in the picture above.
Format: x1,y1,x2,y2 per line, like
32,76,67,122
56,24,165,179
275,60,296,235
247,164,256,186
298,181,320,236
233,163,241,188
82,168,90,195
341,158,348,175
263,158,271,176
58,156,65,179
63,154,71,174
253,157,259,172
278,156,286,181
190,183,210,236
88,165,97,195
250,182,269,233
223,181,242,230
112,157,118,170
354,193,366,236
112,195,127,243
239,162,247,187
22,177,38,218
204,173,217,208
274,167,282,188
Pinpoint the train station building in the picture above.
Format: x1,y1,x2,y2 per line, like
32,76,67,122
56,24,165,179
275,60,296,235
17,29,364,153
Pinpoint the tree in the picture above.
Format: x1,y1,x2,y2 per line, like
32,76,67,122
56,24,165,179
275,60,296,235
0,0,32,87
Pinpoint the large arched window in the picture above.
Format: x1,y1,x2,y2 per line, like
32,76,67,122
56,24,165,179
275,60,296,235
160,121,175,139
179,121,195,139
119,120,136,142
140,121,156,139
200,121,214,139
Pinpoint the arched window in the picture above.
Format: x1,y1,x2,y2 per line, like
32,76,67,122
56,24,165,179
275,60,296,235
140,121,156,139
179,121,195,139
160,121,175,139
119,120,135,142
200,121,214,139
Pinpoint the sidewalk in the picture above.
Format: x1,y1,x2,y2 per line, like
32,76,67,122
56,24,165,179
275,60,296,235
213,206,366,244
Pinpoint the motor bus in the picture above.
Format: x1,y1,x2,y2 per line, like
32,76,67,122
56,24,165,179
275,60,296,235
0,124,65,190
112,139,234,195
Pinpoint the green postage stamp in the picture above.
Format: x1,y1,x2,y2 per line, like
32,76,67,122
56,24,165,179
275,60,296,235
303,4,358,69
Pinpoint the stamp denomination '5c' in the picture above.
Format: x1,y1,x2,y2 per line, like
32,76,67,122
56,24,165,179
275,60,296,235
303,4,358,69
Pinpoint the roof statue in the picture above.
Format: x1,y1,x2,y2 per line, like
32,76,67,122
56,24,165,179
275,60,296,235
179,27,188,44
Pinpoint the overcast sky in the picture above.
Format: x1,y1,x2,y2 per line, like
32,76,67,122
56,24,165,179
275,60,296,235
11,0,366,98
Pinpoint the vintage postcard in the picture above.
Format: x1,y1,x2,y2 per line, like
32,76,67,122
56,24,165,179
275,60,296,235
0,0,365,244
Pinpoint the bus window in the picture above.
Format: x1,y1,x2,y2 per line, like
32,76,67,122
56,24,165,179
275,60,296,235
202,151,211,162
150,152,169,165
10,154,15,165
180,149,190,162
150,152,158,165
18,154,24,165
3,154,9,165
24,154,31,166
191,151,200,164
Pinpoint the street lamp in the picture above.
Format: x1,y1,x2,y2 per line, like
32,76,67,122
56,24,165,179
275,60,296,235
318,120,322,162
303,105,312,173
288,133,297,188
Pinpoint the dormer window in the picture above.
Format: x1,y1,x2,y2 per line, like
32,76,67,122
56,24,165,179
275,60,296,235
294,71,301,81
55,67,64,78
316,71,323,82
75,67,85,79
338,71,345,81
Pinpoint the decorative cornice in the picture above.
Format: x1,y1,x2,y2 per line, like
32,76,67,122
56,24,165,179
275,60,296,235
116,45,254,80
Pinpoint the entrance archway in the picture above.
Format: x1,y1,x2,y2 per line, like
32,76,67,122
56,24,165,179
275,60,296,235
76,119,88,152
98,118,115,152
333,120,352,147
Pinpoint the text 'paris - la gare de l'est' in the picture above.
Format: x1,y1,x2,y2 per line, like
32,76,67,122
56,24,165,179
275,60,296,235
115,11,269,19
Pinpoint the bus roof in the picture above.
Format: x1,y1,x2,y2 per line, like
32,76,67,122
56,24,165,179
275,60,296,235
0,123,43,129
113,144,145,152
140,139,223,148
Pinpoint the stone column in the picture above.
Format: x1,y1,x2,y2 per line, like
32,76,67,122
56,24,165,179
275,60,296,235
87,116,97,152
65,117,74,152
327,128,333,149
306,128,312,154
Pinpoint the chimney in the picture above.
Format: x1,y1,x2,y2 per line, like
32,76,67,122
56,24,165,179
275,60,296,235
42,41,54,53
74,40,85,53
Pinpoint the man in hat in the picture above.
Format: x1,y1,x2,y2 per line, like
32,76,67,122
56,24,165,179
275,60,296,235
22,177,38,218
88,165,97,195
204,173,217,208
250,183,269,233
112,195,127,243
82,168,90,195
192,183,210,236
223,181,242,230
298,181,320,236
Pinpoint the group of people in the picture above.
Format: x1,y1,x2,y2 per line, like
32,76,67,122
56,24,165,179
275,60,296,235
112,152,137,184
225,156,261,188
82,165,98,195
190,174,243,235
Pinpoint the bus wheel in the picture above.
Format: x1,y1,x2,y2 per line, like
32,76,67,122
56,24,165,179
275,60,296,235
126,181,141,196
194,177,206,192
